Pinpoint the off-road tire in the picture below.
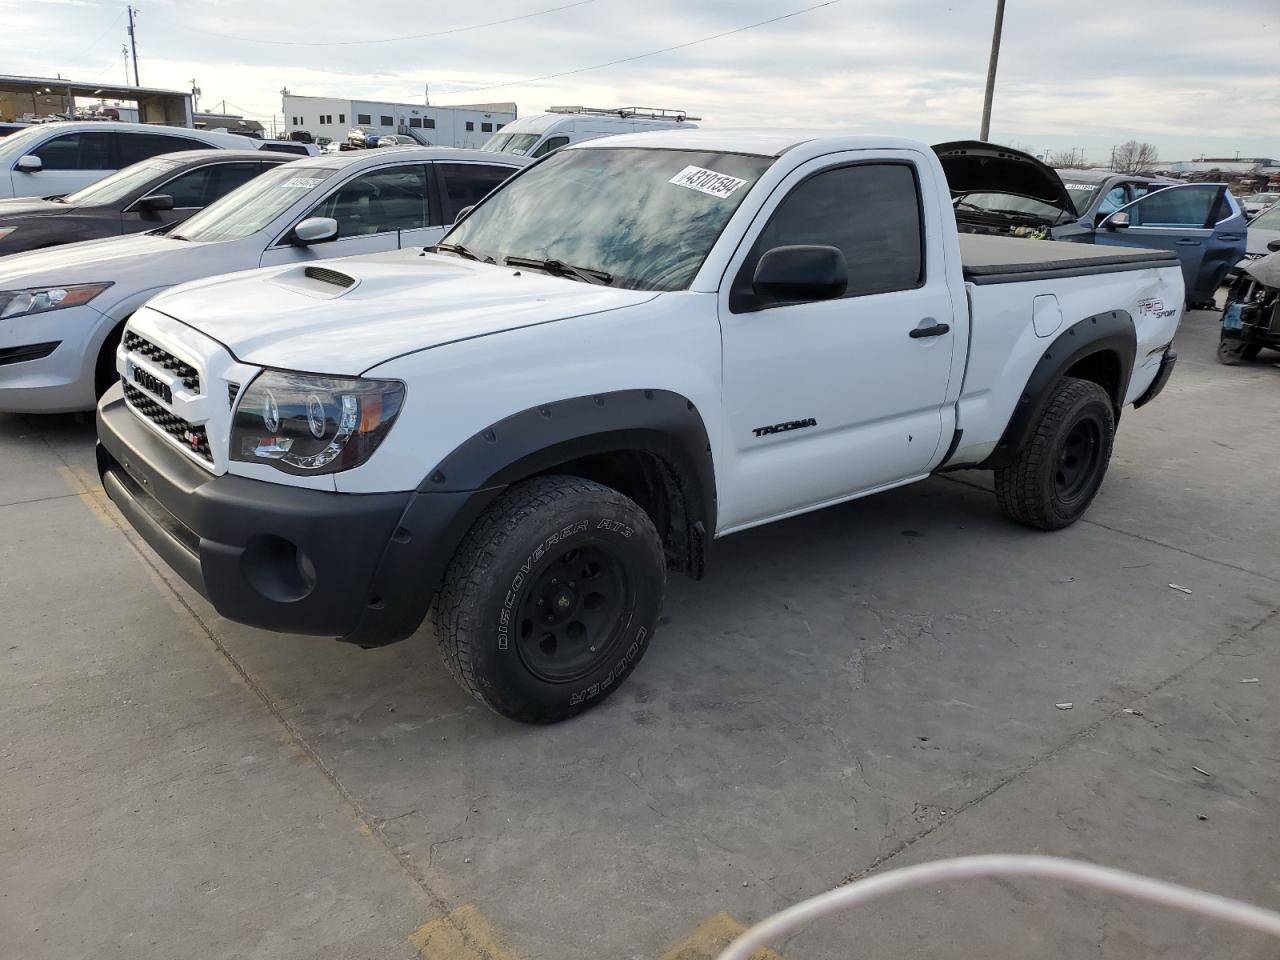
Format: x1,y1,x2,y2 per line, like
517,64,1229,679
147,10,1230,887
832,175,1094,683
994,377,1115,531
430,475,665,724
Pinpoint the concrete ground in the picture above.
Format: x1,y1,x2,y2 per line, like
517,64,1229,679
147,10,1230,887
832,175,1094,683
2,306,1278,960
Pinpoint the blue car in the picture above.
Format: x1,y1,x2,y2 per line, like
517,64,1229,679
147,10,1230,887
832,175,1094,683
936,141,1248,309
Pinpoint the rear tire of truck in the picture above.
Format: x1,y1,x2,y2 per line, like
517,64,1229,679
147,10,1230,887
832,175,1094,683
1216,338,1260,365
994,377,1115,531
430,475,666,724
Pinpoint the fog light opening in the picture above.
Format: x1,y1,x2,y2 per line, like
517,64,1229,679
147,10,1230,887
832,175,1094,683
241,535,317,603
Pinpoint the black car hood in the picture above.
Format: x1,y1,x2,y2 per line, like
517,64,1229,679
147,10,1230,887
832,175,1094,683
1244,249,1280,288
0,197,69,220
932,140,1076,218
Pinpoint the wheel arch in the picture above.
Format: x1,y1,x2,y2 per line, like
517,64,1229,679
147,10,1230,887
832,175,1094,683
980,310,1135,470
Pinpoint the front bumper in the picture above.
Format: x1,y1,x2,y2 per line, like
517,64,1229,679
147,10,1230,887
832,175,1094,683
1133,347,1177,409
97,384,498,645
0,303,107,413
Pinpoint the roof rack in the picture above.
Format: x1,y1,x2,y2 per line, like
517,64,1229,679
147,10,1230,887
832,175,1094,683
546,105,700,122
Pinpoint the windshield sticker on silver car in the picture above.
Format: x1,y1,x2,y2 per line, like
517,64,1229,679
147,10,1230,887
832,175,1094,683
668,166,748,200
284,177,324,189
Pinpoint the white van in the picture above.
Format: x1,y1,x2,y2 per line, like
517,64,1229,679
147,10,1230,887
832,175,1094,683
479,106,699,159
0,121,288,199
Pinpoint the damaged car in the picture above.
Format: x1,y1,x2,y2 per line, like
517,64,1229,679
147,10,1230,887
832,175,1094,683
1219,241,1280,364
935,141,1247,309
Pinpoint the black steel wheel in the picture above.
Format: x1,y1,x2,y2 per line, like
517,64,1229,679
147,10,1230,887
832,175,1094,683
994,376,1116,530
431,475,665,723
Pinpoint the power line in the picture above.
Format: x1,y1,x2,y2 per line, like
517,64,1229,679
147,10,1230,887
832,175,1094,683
436,0,843,97
70,9,125,63
150,0,595,47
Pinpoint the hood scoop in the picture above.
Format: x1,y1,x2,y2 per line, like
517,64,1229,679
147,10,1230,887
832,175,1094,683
304,265,356,288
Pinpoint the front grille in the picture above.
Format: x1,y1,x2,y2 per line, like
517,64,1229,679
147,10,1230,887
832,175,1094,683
124,382,212,462
123,330,200,392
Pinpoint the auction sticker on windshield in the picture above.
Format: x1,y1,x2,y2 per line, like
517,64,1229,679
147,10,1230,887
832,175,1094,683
284,177,324,189
669,166,748,200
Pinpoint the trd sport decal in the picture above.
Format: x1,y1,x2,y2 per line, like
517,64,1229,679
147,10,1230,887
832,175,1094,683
752,417,818,438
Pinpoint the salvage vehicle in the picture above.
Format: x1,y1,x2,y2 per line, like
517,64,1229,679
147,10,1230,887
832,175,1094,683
96,130,1184,723
1218,244,1280,364
936,142,1246,310
1243,192,1280,219
0,147,527,412
479,105,697,159
0,121,286,199
0,150,287,256
1229,201,1280,281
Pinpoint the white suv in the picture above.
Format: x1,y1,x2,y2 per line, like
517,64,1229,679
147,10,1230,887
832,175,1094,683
0,121,286,199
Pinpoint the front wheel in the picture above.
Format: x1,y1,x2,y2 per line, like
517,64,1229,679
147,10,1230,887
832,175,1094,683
1216,338,1261,365
430,475,665,723
994,377,1116,531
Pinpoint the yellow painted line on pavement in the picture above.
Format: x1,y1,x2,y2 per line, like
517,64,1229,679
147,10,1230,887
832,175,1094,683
662,912,784,960
56,464,118,532
409,905,519,960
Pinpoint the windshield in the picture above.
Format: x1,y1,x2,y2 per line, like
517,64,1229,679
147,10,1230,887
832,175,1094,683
1247,193,1280,204
0,124,53,162
443,147,773,291
62,157,178,206
1252,204,1280,231
1062,181,1102,215
957,191,1066,221
480,133,541,156
172,164,335,242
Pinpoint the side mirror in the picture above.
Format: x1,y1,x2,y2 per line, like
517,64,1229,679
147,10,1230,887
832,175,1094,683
138,194,174,213
292,216,338,245
752,244,848,303
453,204,476,225
16,155,42,173
1105,212,1131,230
1268,239,1280,253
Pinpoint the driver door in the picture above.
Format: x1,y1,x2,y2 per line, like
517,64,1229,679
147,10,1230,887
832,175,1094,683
259,163,431,266
1097,183,1246,303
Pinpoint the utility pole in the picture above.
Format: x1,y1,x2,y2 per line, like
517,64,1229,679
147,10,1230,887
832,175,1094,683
127,5,140,86
978,0,1007,141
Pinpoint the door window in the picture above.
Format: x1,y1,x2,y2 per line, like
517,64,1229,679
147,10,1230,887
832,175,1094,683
532,136,570,159
732,162,924,312
1096,185,1128,215
30,131,113,170
117,132,210,166
436,163,516,223
1122,185,1222,228
158,161,270,208
307,164,429,236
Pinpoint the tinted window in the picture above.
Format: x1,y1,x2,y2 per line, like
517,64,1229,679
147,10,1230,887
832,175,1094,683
380,115,393,126
174,165,336,242
1097,185,1127,215
437,163,516,223
117,132,209,166
1125,185,1222,228
159,161,270,207
158,166,215,207
63,157,176,205
357,114,371,125
732,163,923,311
532,136,569,159
264,142,307,156
409,117,422,128
424,118,436,129
31,131,113,170
308,164,428,236
481,122,493,133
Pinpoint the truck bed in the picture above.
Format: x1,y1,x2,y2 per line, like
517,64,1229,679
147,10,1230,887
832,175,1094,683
960,234,1178,285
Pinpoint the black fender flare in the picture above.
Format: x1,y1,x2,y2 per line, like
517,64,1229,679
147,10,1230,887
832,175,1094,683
344,390,716,647
979,310,1135,470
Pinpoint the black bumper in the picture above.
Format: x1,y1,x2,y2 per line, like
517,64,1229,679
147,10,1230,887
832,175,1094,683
96,385,499,646
1133,348,1177,409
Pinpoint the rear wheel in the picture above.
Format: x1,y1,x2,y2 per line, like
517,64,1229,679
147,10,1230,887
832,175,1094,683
994,377,1116,531
430,475,665,723
1217,337,1260,365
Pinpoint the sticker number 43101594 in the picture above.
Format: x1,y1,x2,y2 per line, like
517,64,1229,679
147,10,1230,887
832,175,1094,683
668,165,748,199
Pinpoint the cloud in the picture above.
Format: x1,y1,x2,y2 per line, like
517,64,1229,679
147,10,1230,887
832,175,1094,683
3,0,1277,162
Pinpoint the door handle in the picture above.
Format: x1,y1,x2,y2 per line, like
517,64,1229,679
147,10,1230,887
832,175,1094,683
909,319,951,339
1175,238,1202,246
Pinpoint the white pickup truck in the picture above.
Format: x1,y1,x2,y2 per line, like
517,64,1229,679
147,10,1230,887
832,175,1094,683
96,130,1183,723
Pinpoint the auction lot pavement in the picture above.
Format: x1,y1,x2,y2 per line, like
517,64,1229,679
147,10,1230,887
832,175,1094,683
3,307,1278,960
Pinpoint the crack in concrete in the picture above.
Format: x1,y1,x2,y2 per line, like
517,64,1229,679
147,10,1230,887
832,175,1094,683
839,604,1280,886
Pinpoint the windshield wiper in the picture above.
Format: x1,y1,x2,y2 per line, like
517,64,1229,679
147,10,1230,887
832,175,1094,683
503,255,613,285
431,242,489,262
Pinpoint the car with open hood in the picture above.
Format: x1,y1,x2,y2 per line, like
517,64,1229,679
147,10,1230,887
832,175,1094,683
0,146,528,412
0,150,288,256
935,141,1246,307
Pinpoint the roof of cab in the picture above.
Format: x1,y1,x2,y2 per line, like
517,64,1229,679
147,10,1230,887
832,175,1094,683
0,119,260,147
564,128,936,160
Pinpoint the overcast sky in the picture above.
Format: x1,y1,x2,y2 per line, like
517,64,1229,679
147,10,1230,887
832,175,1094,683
2,0,1277,164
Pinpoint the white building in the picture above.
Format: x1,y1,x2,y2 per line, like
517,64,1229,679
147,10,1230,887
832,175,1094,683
282,94,516,149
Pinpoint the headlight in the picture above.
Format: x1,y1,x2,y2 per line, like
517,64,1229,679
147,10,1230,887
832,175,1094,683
0,282,112,320
230,370,405,475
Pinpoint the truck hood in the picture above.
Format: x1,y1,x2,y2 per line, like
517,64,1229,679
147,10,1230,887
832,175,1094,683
147,249,661,375
933,140,1076,220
